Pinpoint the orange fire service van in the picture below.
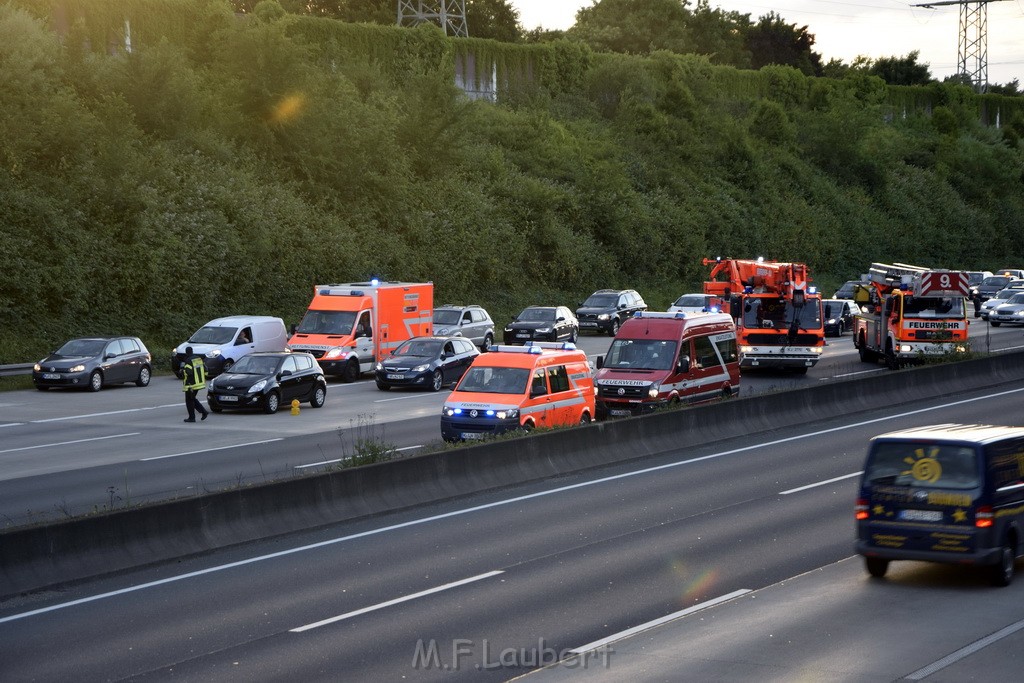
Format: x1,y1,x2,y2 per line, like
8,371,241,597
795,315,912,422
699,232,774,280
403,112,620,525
288,280,433,382
594,311,740,419
440,341,596,442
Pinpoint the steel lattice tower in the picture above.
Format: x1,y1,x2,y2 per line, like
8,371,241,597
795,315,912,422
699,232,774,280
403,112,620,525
914,0,1009,93
396,0,468,38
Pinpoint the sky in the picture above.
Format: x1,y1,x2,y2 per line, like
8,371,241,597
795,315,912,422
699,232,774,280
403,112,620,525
510,0,1024,87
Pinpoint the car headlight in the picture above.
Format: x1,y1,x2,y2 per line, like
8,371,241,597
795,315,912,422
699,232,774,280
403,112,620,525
375,362,383,371
898,344,912,353
827,318,837,324
412,364,429,372
443,406,458,417
33,363,41,371
597,314,610,321
647,386,659,399
496,408,519,419
205,349,222,358
249,379,267,393
324,348,344,359
740,345,754,353
70,364,86,373
536,327,551,333
812,346,824,354
437,327,450,335
1016,310,1024,317
504,327,513,333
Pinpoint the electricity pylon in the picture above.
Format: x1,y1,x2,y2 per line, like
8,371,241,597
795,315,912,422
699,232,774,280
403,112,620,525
913,0,1010,93
396,0,468,38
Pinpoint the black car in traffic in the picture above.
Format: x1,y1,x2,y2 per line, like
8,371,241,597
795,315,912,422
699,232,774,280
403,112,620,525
503,306,579,345
575,289,647,336
33,337,152,392
823,299,859,337
207,352,326,414
375,337,479,391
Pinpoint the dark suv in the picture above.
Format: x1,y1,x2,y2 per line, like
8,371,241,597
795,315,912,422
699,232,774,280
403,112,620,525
575,289,647,336
432,304,495,351
503,306,579,344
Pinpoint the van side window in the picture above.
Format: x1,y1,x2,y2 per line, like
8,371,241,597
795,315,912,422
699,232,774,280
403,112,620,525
988,439,1024,488
531,369,548,395
548,365,570,393
714,336,738,363
693,336,718,369
356,312,371,338
236,327,252,345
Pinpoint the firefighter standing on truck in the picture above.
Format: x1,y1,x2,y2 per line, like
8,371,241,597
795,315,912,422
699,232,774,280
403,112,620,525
181,346,210,422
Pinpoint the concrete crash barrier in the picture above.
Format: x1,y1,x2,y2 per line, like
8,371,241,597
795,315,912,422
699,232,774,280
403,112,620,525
3,351,1023,598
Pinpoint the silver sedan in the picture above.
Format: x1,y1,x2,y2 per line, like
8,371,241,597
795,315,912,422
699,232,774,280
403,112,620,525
989,292,1024,326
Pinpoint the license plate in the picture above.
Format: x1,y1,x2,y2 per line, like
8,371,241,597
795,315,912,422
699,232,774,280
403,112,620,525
386,374,404,380
42,373,60,380
581,322,597,327
898,509,942,522
516,332,530,337
609,409,631,417
219,395,239,402
461,432,483,440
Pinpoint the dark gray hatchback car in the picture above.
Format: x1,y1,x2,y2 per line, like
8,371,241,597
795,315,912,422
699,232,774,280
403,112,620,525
33,337,152,392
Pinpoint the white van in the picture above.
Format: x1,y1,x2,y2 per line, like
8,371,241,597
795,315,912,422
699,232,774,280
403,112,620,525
172,316,289,377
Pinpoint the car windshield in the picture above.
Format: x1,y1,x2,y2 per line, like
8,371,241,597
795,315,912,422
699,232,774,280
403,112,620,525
741,298,822,329
296,310,356,335
456,366,530,394
902,297,965,318
604,339,678,371
1007,293,1024,305
518,308,555,322
992,289,1018,300
188,326,237,345
583,294,618,307
673,295,707,307
967,272,986,285
982,276,1011,287
865,442,979,490
229,356,282,375
392,340,443,357
433,310,462,325
55,339,106,356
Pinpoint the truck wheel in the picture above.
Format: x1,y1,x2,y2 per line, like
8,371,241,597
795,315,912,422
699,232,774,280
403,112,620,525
990,539,1016,587
341,359,360,383
865,557,889,578
885,341,899,370
857,334,876,363
579,411,591,425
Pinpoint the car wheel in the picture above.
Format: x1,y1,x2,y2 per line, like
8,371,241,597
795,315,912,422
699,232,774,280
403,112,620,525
839,321,845,335
430,370,443,392
135,366,151,387
263,391,280,414
309,384,326,408
579,411,592,425
570,327,579,343
990,539,1016,587
991,321,1002,327
482,334,493,352
342,359,360,383
209,401,223,413
865,557,889,578
88,370,103,392
608,319,620,337
375,381,391,391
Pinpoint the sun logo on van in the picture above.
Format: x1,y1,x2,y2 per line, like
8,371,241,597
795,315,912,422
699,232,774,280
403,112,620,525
903,447,942,483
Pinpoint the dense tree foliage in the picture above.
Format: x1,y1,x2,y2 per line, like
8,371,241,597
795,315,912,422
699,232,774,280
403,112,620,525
744,12,821,76
1,2,1023,364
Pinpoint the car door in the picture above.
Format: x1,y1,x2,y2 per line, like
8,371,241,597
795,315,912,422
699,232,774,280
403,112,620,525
103,340,127,383
439,341,458,384
546,364,574,426
557,307,572,340
529,368,551,427
120,338,141,379
456,339,477,379
278,356,302,403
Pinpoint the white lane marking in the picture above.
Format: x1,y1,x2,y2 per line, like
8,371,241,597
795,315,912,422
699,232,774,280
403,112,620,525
31,404,181,423
293,445,424,469
4,386,1021,624
0,423,25,428
374,394,448,403
140,439,284,461
821,368,887,380
290,570,504,633
780,472,862,495
569,589,751,654
905,616,1024,680
0,433,140,455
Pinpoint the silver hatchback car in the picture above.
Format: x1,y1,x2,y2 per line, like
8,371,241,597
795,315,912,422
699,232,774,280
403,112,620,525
432,304,495,351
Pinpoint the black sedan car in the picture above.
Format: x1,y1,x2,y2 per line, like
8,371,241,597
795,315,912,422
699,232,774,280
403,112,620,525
503,306,579,345
823,299,860,337
207,352,326,414
375,337,479,391
33,337,152,392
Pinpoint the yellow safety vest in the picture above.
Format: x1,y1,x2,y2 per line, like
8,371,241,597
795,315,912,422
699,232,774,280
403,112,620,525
182,356,207,391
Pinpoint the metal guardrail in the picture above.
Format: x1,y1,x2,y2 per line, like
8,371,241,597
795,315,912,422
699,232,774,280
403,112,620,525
0,363,34,377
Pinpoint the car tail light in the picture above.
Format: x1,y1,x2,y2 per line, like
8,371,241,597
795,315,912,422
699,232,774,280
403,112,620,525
855,498,869,521
975,506,994,528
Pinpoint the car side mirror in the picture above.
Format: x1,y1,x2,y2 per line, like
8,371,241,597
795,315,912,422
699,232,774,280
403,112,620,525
105,354,116,360
556,316,565,322
677,355,690,373
279,369,292,378
596,355,604,369
439,352,447,360
618,303,627,310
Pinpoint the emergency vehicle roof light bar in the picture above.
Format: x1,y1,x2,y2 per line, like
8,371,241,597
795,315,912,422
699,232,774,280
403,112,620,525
524,341,577,350
490,345,543,354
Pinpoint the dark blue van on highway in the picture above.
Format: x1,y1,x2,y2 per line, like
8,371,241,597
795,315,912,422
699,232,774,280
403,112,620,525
855,424,1024,586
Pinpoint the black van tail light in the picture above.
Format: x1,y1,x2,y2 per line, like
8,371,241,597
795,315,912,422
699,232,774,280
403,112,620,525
975,506,994,528
855,498,869,520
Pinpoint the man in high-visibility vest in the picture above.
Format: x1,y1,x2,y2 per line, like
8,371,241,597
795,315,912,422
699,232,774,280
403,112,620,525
181,346,210,422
